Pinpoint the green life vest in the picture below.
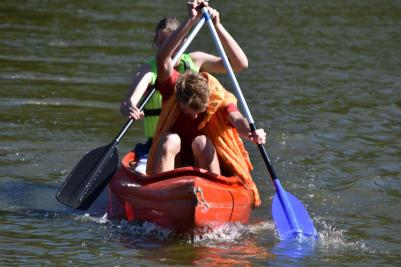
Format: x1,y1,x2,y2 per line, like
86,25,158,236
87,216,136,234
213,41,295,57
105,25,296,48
143,54,199,139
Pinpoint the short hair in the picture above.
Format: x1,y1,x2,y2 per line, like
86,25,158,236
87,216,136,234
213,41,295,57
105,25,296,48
175,73,209,112
153,17,180,47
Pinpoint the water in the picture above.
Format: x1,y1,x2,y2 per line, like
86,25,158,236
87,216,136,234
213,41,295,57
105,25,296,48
1,0,400,265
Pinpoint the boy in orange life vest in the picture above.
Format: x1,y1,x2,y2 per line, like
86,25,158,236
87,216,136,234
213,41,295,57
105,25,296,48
146,0,266,207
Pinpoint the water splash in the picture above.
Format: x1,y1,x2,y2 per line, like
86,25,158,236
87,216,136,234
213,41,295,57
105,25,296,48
192,220,276,245
313,216,374,255
73,214,276,245
269,215,378,260
75,212,109,224
71,211,376,260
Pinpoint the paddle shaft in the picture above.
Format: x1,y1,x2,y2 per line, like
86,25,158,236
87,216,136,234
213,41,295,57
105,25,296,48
202,8,303,233
201,8,278,181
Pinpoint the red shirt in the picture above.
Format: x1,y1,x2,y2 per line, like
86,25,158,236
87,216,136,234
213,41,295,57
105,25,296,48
156,70,238,165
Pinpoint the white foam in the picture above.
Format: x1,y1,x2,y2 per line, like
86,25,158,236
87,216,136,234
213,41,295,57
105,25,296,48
313,216,373,254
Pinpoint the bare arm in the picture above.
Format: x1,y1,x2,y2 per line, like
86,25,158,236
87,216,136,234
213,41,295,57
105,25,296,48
190,7,248,74
228,111,266,144
156,18,193,83
120,64,152,120
156,1,204,82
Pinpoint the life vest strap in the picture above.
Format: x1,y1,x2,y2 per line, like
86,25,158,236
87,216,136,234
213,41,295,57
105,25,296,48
144,108,162,116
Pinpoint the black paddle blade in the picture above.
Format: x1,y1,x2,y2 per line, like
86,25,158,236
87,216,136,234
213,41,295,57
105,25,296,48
56,143,119,210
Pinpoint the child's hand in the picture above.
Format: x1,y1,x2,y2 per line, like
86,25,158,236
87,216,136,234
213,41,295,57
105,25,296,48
187,0,209,20
207,7,220,25
128,106,145,120
249,129,267,145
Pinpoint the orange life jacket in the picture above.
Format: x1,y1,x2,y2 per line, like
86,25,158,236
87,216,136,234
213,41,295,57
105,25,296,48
146,72,261,207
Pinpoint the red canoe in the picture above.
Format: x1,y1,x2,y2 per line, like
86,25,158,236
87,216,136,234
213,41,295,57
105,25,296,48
107,151,254,232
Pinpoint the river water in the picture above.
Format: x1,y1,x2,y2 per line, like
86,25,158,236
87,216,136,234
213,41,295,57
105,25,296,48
1,0,400,266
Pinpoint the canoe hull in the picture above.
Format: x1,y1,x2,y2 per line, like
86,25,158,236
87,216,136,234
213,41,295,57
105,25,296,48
108,152,253,232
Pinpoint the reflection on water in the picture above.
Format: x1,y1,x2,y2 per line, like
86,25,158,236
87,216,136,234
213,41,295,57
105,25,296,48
0,178,377,266
192,241,273,266
69,212,373,265
88,218,276,265
272,238,316,260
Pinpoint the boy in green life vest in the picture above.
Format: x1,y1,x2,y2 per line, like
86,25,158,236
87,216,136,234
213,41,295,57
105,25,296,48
120,3,248,171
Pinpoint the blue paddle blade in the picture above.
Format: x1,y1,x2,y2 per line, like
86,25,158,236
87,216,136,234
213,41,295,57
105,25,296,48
272,189,318,240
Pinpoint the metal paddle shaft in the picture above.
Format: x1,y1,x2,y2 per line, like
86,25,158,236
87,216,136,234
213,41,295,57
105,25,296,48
202,8,317,239
56,17,206,210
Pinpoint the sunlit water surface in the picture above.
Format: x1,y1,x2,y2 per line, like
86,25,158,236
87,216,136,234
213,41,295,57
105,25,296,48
1,0,400,265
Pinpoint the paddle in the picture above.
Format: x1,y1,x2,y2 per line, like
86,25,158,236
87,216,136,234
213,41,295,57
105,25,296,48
202,8,318,240
56,17,206,210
